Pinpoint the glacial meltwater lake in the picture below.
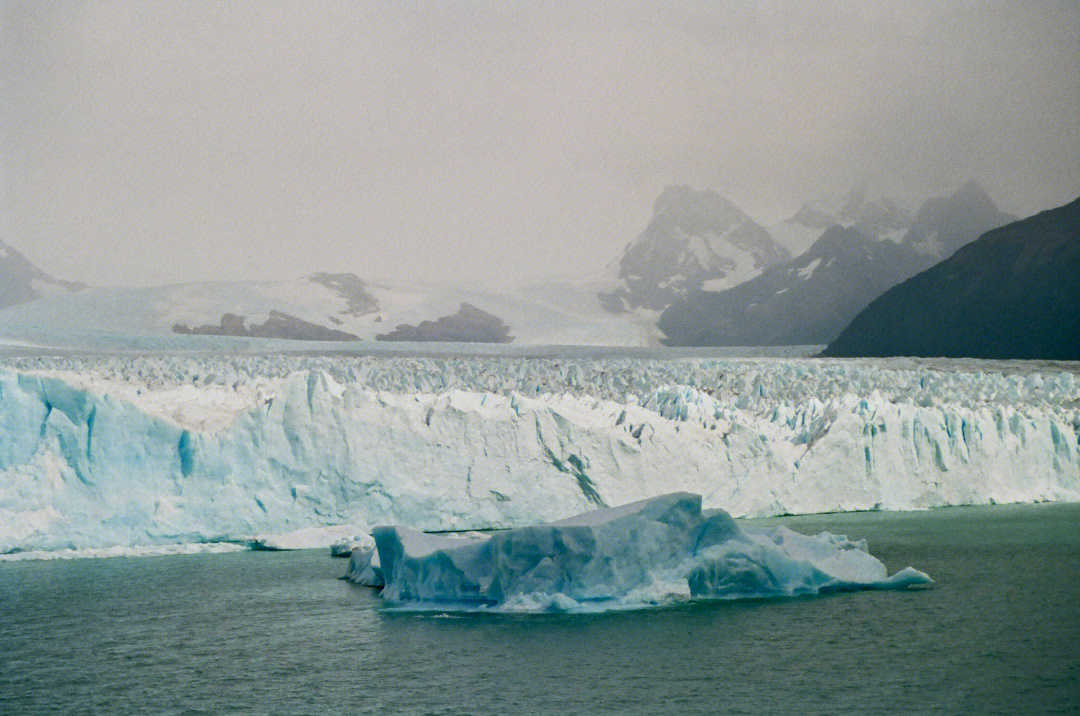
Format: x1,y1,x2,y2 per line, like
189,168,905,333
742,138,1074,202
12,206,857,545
2,503,1078,715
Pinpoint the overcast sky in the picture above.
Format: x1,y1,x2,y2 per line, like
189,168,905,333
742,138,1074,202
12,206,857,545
2,1,1078,287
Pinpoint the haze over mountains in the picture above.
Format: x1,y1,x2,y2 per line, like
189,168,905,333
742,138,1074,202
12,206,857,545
768,188,913,257
1,181,1074,358
0,240,86,309
0,269,656,347
658,182,1017,347
656,226,926,347
899,180,1017,260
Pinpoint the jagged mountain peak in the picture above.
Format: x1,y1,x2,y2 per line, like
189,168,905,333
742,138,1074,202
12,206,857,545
770,185,911,258
835,189,911,237
651,185,746,227
901,180,1015,259
787,203,836,230
600,186,789,313
953,179,992,202
923,180,999,216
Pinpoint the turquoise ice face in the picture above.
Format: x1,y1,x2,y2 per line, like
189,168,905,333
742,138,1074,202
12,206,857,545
1,353,1078,557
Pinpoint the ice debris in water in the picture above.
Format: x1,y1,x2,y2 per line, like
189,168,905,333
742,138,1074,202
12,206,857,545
248,524,367,551
358,492,932,612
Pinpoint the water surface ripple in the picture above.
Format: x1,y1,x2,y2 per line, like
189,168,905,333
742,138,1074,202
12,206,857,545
2,504,1077,715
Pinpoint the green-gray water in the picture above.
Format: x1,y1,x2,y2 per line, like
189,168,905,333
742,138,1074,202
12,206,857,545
2,503,1078,715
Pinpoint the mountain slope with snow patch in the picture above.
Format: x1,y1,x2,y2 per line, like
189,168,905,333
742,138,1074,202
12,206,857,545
600,185,789,312
657,226,926,346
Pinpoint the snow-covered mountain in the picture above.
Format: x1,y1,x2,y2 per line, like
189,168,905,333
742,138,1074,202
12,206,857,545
0,182,1018,350
0,240,86,309
768,187,911,257
657,226,926,346
600,185,790,312
659,182,1017,347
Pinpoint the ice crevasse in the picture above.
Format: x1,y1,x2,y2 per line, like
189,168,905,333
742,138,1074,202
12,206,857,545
350,492,932,612
1,356,1079,555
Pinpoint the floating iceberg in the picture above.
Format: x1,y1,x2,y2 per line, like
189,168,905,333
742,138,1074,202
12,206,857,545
368,493,932,612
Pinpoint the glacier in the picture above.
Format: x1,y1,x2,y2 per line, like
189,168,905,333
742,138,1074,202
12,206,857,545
365,493,932,612
0,352,1078,556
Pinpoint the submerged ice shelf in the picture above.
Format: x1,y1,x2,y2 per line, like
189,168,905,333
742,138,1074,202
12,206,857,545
355,493,931,612
0,353,1078,556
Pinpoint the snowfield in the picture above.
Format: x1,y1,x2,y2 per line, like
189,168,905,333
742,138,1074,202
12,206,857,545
1,352,1078,556
0,276,662,348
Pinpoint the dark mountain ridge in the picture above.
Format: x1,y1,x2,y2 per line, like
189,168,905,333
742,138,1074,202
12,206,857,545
376,303,513,343
173,311,361,341
657,226,924,346
823,196,1080,360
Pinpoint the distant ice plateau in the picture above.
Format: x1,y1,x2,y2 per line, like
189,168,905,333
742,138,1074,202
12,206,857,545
1,353,1078,558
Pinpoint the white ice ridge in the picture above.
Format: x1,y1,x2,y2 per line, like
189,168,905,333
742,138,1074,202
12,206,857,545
1,355,1079,555
365,493,932,612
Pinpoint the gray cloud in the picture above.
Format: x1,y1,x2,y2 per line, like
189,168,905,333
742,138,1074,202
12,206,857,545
2,0,1078,287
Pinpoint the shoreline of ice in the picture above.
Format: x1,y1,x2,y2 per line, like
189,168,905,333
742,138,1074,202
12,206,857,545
0,541,245,562
3,500,1074,562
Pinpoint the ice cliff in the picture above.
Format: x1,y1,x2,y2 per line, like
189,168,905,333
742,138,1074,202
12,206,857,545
1,354,1078,555
364,493,931,612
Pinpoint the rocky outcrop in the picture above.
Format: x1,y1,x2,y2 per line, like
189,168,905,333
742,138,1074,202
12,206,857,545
376,303,513,343
307,273,379,316
173,311,360,341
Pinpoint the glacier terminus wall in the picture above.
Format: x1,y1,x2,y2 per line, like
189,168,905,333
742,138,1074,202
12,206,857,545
1,353,1078,555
